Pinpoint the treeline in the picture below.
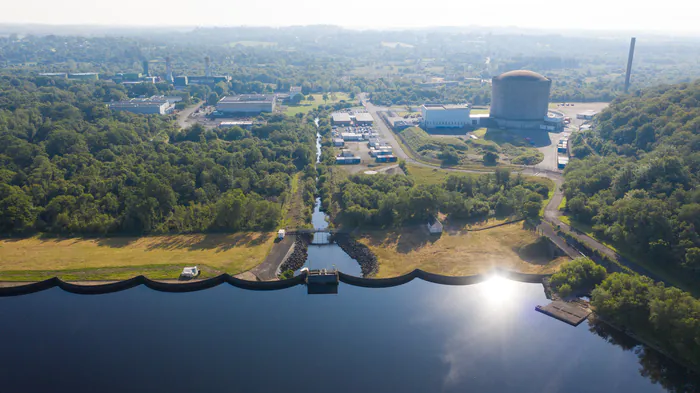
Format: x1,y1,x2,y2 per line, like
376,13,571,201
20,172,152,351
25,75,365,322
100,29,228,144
564,80,700,273
0,76,316,235
332,169,548,227
368,80,491,106
552,259,700,378
592,273,700,372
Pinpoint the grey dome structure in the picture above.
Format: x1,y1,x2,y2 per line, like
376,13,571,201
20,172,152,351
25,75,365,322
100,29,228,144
490,70,552,121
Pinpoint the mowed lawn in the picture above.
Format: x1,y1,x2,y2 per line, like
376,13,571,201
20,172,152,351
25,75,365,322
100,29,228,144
358,222,568,278
283,93,354,116
0,233,275,281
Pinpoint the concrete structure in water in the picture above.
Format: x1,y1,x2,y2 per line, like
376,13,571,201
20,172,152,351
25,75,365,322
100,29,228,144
490,70,551,129
216,94,276,114
420,104,471,128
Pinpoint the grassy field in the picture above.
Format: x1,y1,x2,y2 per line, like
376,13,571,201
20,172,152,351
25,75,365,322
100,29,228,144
399,127,470,162
283,93,353,116
470,108,490,115
406,164,457,185
0,233,276,281
359,222,568,278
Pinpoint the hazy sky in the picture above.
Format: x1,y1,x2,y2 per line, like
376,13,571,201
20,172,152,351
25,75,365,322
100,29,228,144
4,0,700,34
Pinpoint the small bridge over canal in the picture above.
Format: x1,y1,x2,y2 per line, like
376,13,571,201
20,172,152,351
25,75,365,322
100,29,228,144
285,228,348,245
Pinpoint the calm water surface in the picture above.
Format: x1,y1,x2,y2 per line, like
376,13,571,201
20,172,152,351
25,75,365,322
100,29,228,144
0,278,690,393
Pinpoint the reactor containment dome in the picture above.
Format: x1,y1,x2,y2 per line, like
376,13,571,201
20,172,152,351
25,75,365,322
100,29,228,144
490,70,552,129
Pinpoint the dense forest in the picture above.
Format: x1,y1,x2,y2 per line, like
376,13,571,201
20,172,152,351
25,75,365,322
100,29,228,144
564,80,700,272
0,76,316,235
327,169,548,228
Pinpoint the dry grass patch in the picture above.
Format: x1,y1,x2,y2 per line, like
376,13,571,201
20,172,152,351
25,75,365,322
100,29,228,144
359,223,568,278
0,233,275,280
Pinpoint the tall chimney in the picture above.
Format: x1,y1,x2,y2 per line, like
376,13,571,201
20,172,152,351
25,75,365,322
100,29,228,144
205,56,211,77
624,37,636,93
165,56,174,83
142,60,149,77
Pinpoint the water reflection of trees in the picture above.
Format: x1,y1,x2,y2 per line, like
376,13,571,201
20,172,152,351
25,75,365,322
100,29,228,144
588,318,700,392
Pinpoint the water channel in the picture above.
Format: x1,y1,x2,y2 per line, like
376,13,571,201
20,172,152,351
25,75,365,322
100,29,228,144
295,119,362,276
0,278,695,392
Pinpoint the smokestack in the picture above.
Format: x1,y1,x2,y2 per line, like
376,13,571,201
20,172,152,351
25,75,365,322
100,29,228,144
142,60,149,77
205,56,211,77
165,56,173,83
624,37,636,93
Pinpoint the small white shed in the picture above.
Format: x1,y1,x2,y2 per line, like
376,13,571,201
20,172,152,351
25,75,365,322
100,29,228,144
427,217,443,234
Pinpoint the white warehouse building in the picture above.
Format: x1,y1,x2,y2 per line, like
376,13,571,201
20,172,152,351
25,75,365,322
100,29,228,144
109,101,173,115
420,104,471,128
216,94,276,114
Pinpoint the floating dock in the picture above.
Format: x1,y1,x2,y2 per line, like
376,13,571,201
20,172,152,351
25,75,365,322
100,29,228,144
536,301,591,326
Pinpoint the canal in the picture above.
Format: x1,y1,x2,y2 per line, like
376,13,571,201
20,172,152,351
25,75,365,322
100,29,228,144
296,119,362,276
0,278,695,392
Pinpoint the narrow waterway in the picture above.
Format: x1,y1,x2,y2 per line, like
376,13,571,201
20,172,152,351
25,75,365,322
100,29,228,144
295,118,362,276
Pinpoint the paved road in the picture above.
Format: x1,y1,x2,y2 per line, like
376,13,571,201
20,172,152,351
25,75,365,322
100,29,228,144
250,236,295,281
176,102,204,129
362,94,661,280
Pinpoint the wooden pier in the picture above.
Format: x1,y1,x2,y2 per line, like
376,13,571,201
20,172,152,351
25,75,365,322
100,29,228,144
536,301,592,326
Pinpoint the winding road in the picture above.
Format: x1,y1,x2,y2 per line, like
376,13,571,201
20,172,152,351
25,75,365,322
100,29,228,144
361,95,659,279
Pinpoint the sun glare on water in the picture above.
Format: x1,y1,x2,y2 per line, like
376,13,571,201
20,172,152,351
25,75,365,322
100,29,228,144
478,275,515,305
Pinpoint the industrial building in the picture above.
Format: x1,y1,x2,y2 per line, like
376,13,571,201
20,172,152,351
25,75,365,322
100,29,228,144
353,112,374,125
420,104,471,128
216,94,276,114
332,113,352,126
220,121,254,130
490,70,552,129
109,100,173,115
577,110,597,120
68,73,99,81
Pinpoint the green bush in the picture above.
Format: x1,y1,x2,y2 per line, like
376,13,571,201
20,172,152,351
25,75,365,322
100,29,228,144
550,257,607,295
279,269,295,280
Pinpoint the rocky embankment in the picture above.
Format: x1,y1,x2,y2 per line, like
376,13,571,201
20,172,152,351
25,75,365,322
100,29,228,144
333,234,378,277
278,234,311,274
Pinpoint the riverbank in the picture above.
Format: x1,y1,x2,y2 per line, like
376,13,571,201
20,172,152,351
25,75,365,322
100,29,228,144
0,233,276,281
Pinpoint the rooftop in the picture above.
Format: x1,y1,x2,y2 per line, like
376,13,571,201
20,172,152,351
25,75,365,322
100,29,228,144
422,104,469,110
353,112,374,122
493,70,549,82
109,101,168,108
332,113,352,122
219,94,275,103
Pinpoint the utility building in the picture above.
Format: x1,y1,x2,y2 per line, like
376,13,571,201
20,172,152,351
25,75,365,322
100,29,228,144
420,104,471,128
216,94,276,114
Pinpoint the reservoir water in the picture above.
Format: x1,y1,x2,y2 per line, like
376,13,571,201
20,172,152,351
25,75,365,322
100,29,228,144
296,119,362,276
0,278,694,392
